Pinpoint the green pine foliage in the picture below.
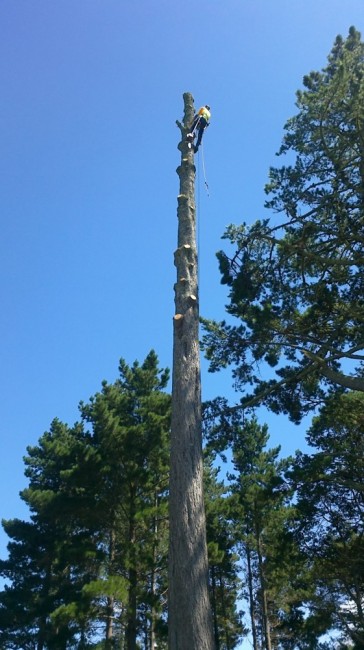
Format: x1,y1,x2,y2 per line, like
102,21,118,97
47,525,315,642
287,391,364,648
206,409,363,649
78,350,171,649
0,419,99,649
227,418,299,650
201,26,364,423
204,457,246,650
0,351,248,650
0,352,171,650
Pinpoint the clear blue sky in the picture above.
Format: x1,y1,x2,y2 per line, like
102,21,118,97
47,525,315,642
1,1,363,644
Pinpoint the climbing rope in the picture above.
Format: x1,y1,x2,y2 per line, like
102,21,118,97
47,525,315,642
197,147,201,287
196,143,210,289
191,116,201,138
201,142,210,197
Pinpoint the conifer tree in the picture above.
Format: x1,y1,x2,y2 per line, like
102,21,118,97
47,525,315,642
204,459,245,650
0,419,98,649
0,352,171,650
288,391,364,647
169,93,215,649
202,27,364,423
79,350,171,649
227,419,299,650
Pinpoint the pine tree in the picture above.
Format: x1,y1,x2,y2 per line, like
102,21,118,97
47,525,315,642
0,352,171,650
169,93,215,649
79,350,171,649
288,391,364,647
228,419,298,650
201,27,364,423
0,419,98,649
204,459,246,650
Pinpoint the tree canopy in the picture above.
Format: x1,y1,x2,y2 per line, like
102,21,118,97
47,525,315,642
202,26,364,422
287,391,364,647
0,352,172,650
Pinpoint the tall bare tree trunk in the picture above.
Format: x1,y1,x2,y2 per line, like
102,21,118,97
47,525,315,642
246,544,258,650
126,486,137,650
168,92,215,650
150,491,158,650
257,534,272,650
210,565,220,650
105,528,115,647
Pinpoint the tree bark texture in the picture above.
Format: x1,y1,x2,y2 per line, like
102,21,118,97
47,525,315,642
168,92,215,650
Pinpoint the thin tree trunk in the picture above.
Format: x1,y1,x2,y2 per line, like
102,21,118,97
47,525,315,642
210,565,220,650
246,544,258,650
105,528,116,646
126,486,138,650
150,491,158,650
37,559,52,650
168,92,215,650
218,570,231,650
256,534,271,650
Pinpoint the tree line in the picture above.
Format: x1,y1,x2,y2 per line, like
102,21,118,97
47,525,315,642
1,26,363,650
1,354,363,648
0,352,242,649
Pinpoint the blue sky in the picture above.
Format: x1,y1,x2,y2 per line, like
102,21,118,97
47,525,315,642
1,1,364,644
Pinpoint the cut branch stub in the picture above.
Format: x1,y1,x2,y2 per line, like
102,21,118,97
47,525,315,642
169,92,215,649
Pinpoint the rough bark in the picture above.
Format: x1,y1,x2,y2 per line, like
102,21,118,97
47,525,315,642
168,92,215,650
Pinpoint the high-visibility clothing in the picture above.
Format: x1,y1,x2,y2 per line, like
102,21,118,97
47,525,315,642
198,106,211,122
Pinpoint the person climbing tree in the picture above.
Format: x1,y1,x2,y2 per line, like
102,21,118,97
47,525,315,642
187,104,211,153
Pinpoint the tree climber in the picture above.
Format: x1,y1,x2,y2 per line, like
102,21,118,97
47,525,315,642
187,105,211,153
